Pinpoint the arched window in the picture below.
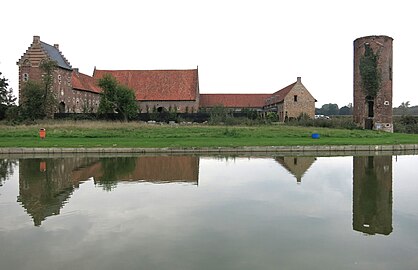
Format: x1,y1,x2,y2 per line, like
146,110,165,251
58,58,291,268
59,102,66,113
23,59,31,67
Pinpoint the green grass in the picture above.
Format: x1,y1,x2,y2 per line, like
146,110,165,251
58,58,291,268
0,120,417,148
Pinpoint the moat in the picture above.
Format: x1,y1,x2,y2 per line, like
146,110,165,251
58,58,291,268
1,153,417,270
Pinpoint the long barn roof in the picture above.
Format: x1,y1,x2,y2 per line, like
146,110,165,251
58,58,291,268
93,69,198,101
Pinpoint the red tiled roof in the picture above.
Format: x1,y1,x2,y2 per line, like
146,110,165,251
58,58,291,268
93,69,198,101
265,82,296,106
200,94,271,108
72,71,101,93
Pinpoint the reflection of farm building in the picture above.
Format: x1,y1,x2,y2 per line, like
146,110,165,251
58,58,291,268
18,156,199,226
275,156,316,183
352,156,393,235
17,36,316,120
91,156,199,184
353,35,393,132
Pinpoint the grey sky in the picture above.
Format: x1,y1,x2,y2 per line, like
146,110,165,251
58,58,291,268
1,0,416,107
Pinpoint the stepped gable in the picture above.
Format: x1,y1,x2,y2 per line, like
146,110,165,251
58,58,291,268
71,70,101,93
17,36,72,70
200,93,271,108
93,69,198,101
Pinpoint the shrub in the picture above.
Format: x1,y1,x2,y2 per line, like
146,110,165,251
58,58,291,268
266,112,278,122
287,115,360,130
394,115,418,134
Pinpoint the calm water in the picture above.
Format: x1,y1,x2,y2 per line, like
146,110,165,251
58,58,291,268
1,154,418,270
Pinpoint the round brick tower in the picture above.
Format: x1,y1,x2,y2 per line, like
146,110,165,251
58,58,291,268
353,35,393,132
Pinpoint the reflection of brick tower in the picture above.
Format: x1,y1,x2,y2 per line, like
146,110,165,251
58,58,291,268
353,35,393,132
353,156,393,235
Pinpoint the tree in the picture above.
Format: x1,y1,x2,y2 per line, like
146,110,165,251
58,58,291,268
97,74,138,121
0,72,17,120
339,103,353,115
399,101,410,116
321,103,339,116
39,60,58,117
20,81,45,120
19,59,58,120
209,105,230,124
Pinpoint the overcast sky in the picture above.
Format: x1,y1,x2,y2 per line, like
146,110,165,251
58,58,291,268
1,0,416,107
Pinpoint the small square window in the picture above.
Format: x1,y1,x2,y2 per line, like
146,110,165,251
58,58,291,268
294,95,298,102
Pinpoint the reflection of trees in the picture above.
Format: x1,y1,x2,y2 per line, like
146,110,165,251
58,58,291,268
353,156,393,235
18,155,200,226
0,159,17,187
18,157,100,226
95,157,137,191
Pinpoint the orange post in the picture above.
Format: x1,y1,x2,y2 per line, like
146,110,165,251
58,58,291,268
39,128,46,139
40,161,46,172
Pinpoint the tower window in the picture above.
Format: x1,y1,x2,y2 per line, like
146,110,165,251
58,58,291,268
58,75,62,84
367,100,374,117
294,95,298,102
23,59,31,67
23,73,29,82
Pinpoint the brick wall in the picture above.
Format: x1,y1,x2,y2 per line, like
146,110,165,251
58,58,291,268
353,35,393,132
18,37,101,114
139,100,199,113
282,80,316,120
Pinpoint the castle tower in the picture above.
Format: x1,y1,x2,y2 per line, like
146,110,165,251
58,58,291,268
353,35,393,132
16,35,73,112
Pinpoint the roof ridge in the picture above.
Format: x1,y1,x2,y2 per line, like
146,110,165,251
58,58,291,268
94,68,197,72
201,93,271,95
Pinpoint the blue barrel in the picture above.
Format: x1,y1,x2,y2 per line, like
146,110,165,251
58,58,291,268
311,133,320,139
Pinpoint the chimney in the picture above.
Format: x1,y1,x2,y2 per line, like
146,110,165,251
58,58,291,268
54,44,59,50
33,35,40,44
297,77,301,83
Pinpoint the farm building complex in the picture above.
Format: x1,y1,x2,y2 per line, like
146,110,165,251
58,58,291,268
17,36,316,120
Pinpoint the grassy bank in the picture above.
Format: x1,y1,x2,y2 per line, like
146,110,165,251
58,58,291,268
0,121,417,148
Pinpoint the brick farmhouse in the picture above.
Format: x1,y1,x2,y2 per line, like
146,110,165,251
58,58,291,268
17,36,316,120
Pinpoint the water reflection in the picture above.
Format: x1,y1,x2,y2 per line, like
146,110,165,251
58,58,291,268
94,156,200,189
275,156,316,183
353,156,393,235
2,153,418,269
18,157,100,226
10,154,394,233
0,159,17,187
17,156,199,226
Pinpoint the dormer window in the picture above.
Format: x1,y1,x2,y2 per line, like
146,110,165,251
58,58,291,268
22,73,29,82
